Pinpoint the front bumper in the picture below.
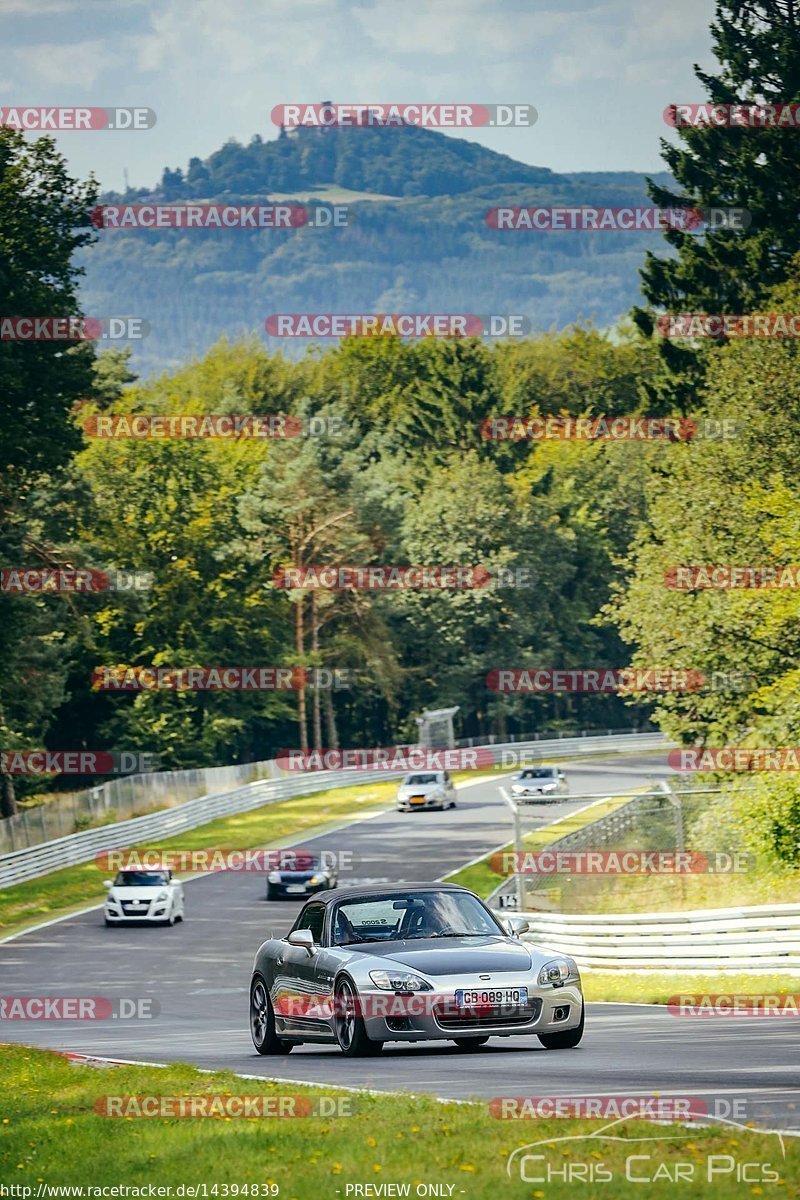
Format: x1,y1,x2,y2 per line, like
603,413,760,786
105,901,171,922
267,880,330,898
397,795,446,810
513,788,560,802
359,982,583,1042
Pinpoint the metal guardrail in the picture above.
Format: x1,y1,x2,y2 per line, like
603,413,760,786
0,724,654,856
0,731,667,888
0,759,285,856
508,904,800,970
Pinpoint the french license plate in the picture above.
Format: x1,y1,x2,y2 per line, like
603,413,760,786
285,884,306,894
455,987,528,1007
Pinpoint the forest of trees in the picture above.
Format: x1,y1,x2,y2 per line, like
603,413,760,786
4,0,800,856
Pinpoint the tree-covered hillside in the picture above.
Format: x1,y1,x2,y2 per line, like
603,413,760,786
80,124,673,375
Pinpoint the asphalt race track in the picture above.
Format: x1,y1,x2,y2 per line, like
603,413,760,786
2,753,799,1132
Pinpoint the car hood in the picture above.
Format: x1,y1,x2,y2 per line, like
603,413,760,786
275,871,319,882
345,936,534,976
398,783,441,795
108,886,167,899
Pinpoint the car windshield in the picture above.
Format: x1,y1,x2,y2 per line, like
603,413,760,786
277,853,317,872
113,871,170,887
331,891,502,945
520,768,556,779
404,774,439,785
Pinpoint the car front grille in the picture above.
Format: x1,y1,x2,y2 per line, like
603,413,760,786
120,900,152,915
433,998,542,1031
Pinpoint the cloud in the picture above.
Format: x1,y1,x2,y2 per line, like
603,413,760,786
13,40,108,86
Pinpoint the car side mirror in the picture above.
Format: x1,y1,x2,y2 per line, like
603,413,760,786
103,880,113,889
505,916,530,937
287,929,316,955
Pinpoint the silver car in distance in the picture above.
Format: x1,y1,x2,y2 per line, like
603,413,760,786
249,884,584,1057
510,765,568,802
396,770,457,811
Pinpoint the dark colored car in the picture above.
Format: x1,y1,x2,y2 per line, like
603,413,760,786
266,852,338,900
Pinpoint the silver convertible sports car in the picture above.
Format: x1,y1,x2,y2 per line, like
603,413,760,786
249,883,584,1057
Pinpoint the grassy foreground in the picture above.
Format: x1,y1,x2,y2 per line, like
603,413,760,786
0,779,397,938
2,1045,797,1197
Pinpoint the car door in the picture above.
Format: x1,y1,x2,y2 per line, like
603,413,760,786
275,903,330,1032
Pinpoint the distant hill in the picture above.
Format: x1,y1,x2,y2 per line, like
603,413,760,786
79,124,673,374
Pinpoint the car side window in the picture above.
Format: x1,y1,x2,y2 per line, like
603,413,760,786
295,904,325,945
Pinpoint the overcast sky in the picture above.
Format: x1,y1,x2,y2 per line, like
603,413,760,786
0,0,717,191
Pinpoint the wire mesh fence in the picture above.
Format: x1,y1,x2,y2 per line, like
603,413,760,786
0,759,283,856
492,780,757,914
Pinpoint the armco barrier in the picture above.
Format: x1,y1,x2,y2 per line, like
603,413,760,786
505,905,800,971
0,731,666,887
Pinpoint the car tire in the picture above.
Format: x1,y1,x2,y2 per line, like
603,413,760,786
266,886,280,900
250,976,293,1055
538,1006,584,1049
104,917,115,927
333,978,383,1057
452,1037,490,1051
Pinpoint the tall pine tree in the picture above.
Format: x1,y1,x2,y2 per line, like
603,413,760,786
634,1,800,404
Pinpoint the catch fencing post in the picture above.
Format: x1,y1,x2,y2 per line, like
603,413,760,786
658,778,685,903
499,786,525,911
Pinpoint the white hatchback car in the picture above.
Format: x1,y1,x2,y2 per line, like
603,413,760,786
104,869,185,927
396,770,457,812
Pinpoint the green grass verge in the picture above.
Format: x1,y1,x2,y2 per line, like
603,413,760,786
563,852,800,912
0,780,397,939
444,794,636,898
2,1045,797,1196
582,971,800,1004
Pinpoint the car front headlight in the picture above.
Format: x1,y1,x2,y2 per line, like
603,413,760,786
542,782,557,791
511,784,524,793
538,957,576,986
369,970,432,992
156,891,169,901
268,871,282,884
309,874,323,885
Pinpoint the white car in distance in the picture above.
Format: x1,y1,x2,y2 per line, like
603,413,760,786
104,869,185,927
